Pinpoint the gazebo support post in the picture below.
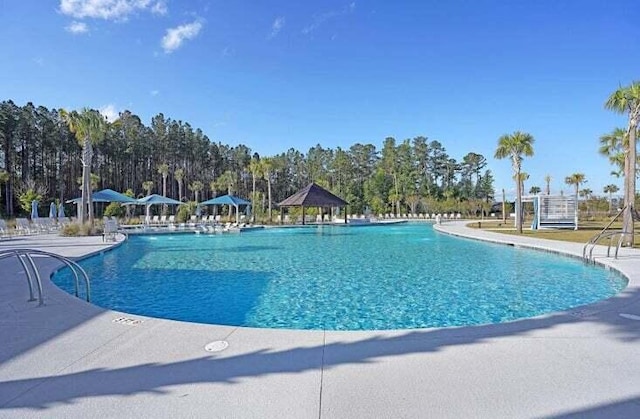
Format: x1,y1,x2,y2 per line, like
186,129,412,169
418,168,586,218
344,206,347,224
302,206,306,225
320,207,323,224
280,207,284,225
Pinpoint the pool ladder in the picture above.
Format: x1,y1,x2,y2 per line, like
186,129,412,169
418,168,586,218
0,249,91,306
582,205,639,263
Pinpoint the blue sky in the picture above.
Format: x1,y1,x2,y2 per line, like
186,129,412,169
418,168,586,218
1,0,639,198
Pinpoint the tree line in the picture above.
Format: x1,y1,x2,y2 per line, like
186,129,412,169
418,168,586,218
0,99,496,219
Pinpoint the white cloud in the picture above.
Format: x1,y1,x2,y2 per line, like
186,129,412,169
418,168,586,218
269,16,285,39
161,20,203,53
59,0,167,21
150,89,159,96
65,21,89,34
303,2,356,35
151,1,167,15
99,104,119,122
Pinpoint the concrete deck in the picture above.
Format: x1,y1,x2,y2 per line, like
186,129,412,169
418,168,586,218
1,223,640,418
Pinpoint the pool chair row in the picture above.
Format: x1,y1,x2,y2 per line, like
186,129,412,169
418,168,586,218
2,217,72,237
377,213,463,220
144,215,177,226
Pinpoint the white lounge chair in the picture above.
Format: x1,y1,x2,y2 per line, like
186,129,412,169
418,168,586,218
15,218,33,235
0,219,11,239
103,219,118,242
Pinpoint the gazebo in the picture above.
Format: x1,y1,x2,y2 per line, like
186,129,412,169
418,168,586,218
198,194,251,224
277,183,349,225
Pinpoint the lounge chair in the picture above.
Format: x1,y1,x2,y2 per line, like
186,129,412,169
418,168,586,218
15,218,33,235
103,219,118,242
0,219,11,239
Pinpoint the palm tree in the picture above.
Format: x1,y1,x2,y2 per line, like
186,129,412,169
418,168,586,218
248,157,261,221
174,168,184,201
60,108,106,224
142,180,154,196
157,163,169,214
529,186,541,195
260,158,275,222
216,170,236,196
565,173,586,224
564,173,586,198
605,81,640,245
495,131,535,233
544,174,552,195
209,180,217,200
580,188,592,216
157,163,169,196
189,181,204,203
603,184,619,213
216,170,236,219
599,127,628,177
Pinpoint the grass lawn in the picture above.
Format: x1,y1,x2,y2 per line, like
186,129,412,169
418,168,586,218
466,219,636,246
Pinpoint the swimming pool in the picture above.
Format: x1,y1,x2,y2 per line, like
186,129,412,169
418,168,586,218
52,224,627,330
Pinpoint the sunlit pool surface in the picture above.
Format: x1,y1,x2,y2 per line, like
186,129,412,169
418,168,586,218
53,223,627,330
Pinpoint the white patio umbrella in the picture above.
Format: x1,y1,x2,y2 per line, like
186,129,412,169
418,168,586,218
49,202,57,219
58,202,65,218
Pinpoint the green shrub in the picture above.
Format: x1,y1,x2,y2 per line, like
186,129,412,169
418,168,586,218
176,201,197,223
104,202,125,218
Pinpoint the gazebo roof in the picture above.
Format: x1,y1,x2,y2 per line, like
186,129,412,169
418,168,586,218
278,183,348,207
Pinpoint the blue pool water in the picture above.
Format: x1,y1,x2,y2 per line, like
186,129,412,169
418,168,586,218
52,224,627,330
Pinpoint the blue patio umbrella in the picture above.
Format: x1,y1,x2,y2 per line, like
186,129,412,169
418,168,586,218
31,200,39,220
136,194,183,222
66,188,137,204
199,194,251,224
49,202,57,218
58,202,65,218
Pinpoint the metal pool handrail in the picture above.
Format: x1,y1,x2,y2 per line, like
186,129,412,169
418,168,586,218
582,207,626,262
0,248,91,305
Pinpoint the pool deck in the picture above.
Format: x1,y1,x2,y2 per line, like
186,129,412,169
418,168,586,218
2,223,640,418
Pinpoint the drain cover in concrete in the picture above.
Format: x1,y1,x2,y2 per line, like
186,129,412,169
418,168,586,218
619,313,640,321
112,317,143,326
205,340,229,352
